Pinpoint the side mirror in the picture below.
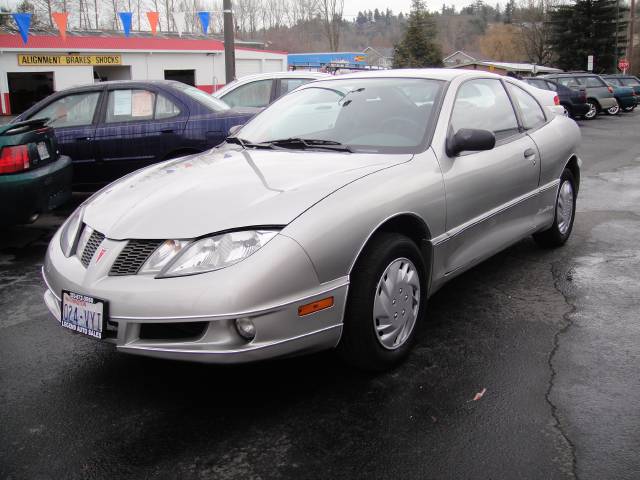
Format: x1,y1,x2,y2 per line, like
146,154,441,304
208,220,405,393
228,124,244,137
446,128,496,157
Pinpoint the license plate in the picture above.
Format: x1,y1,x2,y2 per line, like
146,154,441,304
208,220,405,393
61,291,106,339
37,141,50,160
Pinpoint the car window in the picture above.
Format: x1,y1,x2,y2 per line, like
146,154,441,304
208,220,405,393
450,79,520,142
545,81,558,91
155,94,181,119
31,91,100,128
620,78,640,86
222,80,273,108
556,78,580,88
507,83,546,130
528,79,549,90
577,76,607,88
170,83,229,112
106,89,155,123
607,78,623,86
280,78,312,96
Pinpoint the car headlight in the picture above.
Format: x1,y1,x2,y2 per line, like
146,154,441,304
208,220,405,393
59,207,84,257
157,230,279,278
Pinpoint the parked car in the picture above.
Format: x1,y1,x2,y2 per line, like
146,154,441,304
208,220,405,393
213,71,330,109
603,81,637,113
0,118,72,226
603,74,640,96
14,80,257,190
523,77,590,119
541,72,618,119
43,70,581,370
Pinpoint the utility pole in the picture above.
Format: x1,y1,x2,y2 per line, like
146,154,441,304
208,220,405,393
630,0,637,73
223,0,236,83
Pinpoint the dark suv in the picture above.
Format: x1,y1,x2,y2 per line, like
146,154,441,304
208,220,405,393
541,73,618,119
523,77,590,119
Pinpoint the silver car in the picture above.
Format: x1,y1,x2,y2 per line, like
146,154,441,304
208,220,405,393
43,70,581,370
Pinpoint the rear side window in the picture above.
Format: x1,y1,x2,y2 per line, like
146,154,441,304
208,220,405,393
32,92,100,128
222,80,273,108
545,81,558,91
556,78,580,88
280,78,312,96
155,94,181,119
528,79,549,90
577,76,606,88
450,79,519,142
507,84,546,130
621,77,640,86
106,89,155,123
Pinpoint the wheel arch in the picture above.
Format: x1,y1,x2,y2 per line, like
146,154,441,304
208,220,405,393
348,213,433,290
565,155,581,194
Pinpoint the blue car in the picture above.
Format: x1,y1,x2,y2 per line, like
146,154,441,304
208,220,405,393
15,80,256,190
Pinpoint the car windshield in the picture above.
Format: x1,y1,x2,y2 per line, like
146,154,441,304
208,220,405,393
171,83,230,112
233,78,445,154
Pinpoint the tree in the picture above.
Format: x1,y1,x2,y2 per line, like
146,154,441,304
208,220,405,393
393,0,443,68
548,0,628,73
478,23,526,61
319,0,344,51
515,0,553,66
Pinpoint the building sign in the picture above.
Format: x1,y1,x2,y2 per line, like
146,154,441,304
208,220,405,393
18,54,122,66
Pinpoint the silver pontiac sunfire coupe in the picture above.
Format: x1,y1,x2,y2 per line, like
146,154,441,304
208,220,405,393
43,69,581,370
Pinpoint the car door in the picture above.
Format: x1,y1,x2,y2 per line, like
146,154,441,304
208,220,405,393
438,78,541,275
25,89,103,186
93,86,187,183
219,79,276,108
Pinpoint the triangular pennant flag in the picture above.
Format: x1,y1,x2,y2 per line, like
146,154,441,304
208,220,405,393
12,13,31,44
197,11,210,34
173,11,185,37
51,12,68,40
118,12,133,37
146,11,159,35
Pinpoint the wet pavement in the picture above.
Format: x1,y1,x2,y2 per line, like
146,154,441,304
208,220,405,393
1,110,639,479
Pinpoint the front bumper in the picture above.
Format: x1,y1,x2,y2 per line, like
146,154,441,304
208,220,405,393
43,232,348,363
0,155,72,225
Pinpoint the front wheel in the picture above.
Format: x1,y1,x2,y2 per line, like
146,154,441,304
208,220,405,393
533,169,577,248
338,233,426,371
607,100,620,115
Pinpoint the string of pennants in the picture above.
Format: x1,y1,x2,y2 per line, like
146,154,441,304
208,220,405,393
6,11,214,44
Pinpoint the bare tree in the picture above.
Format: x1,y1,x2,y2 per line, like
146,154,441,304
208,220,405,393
319,0,344,51
515,0,554,65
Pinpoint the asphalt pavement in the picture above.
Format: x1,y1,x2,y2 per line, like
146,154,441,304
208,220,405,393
1,110,639,480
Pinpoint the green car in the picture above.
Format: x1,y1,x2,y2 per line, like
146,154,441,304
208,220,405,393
0,119,72,226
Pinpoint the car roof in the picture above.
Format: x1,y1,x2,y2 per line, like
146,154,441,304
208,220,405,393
230,71,330,82
305,68,507,82
52,79,185,95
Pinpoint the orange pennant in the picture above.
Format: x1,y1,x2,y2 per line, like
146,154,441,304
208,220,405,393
51,12,68,40
147,11,159,35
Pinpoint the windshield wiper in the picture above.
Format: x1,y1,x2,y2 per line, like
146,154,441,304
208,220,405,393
261,138,352,152
226,136,274,149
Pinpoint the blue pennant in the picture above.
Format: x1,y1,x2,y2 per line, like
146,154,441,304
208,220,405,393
118,12,133,37
12,13,32,44
198,11,210,34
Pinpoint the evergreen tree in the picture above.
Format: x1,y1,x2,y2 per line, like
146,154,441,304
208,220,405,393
547,0,628,73
374,8,381,23
393,0,443,68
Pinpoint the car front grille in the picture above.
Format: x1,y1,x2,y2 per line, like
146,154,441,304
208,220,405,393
109,239,163,276
80,230,106,267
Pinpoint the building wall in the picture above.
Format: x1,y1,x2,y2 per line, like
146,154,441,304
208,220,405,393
0,48,286,114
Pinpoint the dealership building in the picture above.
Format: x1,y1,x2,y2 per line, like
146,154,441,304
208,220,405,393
0,29,288,115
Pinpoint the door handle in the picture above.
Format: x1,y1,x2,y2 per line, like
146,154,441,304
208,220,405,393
75,136,92,142
160,129,174,134
524,148,537,166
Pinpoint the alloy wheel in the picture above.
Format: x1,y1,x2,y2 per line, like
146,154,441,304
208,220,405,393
607,101,620,115
585,102,597,119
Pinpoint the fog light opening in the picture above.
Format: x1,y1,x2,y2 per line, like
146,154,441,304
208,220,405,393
235,317,256,341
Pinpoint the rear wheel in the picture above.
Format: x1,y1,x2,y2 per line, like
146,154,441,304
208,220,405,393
623,105,636,112
606,99,620,115
584,100,598,119
338,233,426,371
561,104,573,118
533,168,577,248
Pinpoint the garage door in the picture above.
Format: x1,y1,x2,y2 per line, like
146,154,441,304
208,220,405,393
264,59,284,73
236,59,262,78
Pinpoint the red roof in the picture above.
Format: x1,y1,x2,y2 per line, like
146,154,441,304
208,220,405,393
0,34,225,51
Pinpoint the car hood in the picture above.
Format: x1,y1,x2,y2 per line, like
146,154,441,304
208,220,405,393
83,147,412,239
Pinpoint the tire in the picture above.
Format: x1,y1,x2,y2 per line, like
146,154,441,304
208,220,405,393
561,104,573,118
584,100,598,119
623,105,636,112
606,99,620,115
338,233,426,371
533,168,577,248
